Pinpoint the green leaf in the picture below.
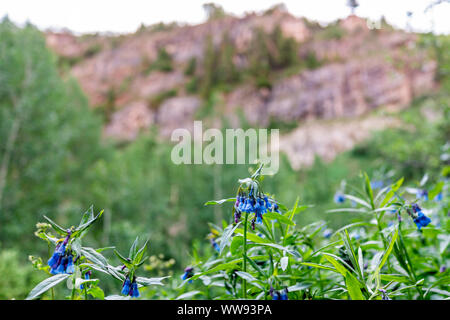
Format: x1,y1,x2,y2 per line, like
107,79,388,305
300,262,337,273
342,230,361,278
26,274,70,300
234,228,270,243
133,239,149,264
43,216,68,236
429,181,444,200
380,274,410,283
253,242,301,258
363,172,375,209
287,282,312,292
345,273,365,300
370,228,399,287
190,259,243,280
327,208,369,214
71,238,82,257
129,236,139,260
79,206,94,227
135,276,168,286
230,236,243,255
264,212,295,226
323,254,347,276
81,247,108,266
219,222,241,254
105,295,130,300
380,177,404,208
378,228,399,271
176,291,202,300
343,194,371,208
204,198,236,206
87,286,104,300
280,256,289,271
244,254,266,278
235,271,263,289
284,198,299,240
114,249,132,268
72,209,104,237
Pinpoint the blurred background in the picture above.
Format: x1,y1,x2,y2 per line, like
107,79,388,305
0,0,449,299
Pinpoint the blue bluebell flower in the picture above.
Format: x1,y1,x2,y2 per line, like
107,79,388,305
270,287,288,300
434,192,443,202
65,255,75,274
56,257,67,274
264,196,272,210
273,203,281,214
121,278,131,295
181,267,194,283
254,198,266,224
210,238,220,252
280,288,289,300
238,196,245,211
334,192,345,204
370,180,384,189
234,211,240,223
416,189,428,201
48,242,66,269
130,281,140,298
243,198,253,213
411,204,431,230
413,211,431,230
80,271,91,290
323,229,332,239
379,289,391,300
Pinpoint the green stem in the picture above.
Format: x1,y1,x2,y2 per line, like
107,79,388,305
398,225,424,299
71,274,76,300
375,213,393,273
242,211,248,299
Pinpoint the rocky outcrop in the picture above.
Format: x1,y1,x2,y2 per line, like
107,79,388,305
45,12,437,167
104,101,154,141
156,96,203,138
275,116,404,169
224,58,436,126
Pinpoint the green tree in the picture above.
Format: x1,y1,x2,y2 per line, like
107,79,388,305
0,19,104,246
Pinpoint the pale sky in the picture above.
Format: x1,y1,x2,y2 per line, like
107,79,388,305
1,0,449,34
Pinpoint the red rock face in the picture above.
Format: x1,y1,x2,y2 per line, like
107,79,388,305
44,12,437,165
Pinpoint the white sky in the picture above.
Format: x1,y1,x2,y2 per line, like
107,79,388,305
1,0,449,35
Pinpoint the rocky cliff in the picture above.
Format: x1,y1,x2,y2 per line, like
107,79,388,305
45,9,437,169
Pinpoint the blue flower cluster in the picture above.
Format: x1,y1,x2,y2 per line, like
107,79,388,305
416,189,429,201
379,289,391,300
234,191,280,230
370,180,384,189
121,276,140,298
334,192,345,204
434,192,443,202
270,287,288,300
80,270,91,290
47,234,75,275
181,266,194,284
411,203,431,230
210,238,220,252
323,229,332,239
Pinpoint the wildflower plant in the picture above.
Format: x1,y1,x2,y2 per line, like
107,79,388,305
27,207,168,300
175,166,449,300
